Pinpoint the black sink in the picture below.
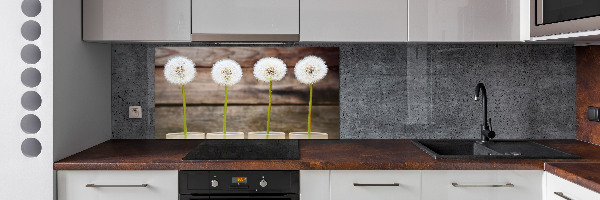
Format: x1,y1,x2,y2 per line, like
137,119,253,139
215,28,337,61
412,140,579,159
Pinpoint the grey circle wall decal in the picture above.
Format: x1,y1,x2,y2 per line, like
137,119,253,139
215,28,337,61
21,138,42,157
21,0,41,17
21,44,41,64
21,114,41,134
21,20,41,41
21,91,42,111
21,68,41,88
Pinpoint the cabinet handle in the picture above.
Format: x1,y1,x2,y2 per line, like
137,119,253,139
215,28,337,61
554,192,573,200
451,183,514,188
353,183,400,186
86,184,149,188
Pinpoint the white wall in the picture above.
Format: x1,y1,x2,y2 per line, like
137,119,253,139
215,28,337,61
0,0,111,199
0,0,54,199
53,0,112,162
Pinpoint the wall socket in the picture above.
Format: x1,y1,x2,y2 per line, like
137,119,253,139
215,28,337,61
129,106,142,118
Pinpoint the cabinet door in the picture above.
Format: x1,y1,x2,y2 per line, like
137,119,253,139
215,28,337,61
330,170,420,200
422,170,542,200
409,0,529,42
191,0,299,40
82,0,191,41
545,172,600,200
300,171,330,200
57,170,178,200
300,0,408,42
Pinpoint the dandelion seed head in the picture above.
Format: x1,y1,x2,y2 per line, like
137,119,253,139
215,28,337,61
164,56,196,85
253,57,287,82
211,59,243,86
294,56,328,85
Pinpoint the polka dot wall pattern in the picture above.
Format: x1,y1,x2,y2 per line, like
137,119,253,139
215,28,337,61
20,0,42,157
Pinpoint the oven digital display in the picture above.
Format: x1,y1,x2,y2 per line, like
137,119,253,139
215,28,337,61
232,177,247,184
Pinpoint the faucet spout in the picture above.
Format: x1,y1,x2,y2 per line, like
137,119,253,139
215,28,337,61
474,83,495,142
474,83,488,129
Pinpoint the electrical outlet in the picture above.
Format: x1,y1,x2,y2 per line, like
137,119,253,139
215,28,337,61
129,106,142,118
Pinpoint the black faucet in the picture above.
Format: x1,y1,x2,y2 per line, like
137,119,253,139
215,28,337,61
474,83,495,143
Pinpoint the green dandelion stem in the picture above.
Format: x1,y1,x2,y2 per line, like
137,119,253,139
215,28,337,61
223,85,228,135
267,80,272,135
308,83,313,138
182,85,188,139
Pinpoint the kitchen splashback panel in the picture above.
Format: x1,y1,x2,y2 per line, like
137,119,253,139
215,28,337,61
112,43,576,139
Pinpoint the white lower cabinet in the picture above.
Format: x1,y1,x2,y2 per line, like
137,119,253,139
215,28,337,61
57,170,178,200
545,172,600,200
330,170,421,200
300,170,330,200
57,169,600,200
422,170,543,200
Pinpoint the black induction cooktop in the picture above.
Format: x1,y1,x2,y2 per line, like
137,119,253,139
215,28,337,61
182,140,300,160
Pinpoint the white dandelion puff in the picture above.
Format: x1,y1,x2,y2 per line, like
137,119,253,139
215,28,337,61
164,56,196,85
294,56,328,85
211,59,243,86
253,57,287,82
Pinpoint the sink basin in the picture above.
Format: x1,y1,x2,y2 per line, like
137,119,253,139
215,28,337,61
412,140,579,159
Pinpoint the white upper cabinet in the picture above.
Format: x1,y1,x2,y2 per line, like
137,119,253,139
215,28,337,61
409,0,530,42
191,0,300,41
83,0,191,41
81,0,531,42
300,0,408,42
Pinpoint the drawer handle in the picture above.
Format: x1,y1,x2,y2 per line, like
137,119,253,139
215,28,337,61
554,192,573,200
451,183,514,188
86,184,149,188
353,183,400,186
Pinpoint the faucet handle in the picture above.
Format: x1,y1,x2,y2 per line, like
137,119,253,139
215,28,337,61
488,118,493,131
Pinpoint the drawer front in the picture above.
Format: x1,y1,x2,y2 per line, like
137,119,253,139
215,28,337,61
422,170,542,200
330,170,421,200
546,172,600,200
57,170,178,200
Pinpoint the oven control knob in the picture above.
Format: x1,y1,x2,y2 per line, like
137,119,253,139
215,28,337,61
211,180,219,188
259,179,267,187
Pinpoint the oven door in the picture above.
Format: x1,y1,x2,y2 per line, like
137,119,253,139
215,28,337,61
180,194,299,200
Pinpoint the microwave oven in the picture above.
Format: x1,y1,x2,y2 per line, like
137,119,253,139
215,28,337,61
531,0,600,38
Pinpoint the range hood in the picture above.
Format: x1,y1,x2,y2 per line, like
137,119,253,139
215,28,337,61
191,0,300,42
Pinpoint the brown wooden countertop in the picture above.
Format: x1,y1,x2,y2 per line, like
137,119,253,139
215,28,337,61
54,139,600,171
545,162,600,194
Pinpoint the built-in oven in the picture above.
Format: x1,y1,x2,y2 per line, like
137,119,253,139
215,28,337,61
179,171,299,200
531,0,600,38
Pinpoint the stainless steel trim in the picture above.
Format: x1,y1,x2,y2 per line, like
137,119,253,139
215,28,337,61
451,183,514,188
531,0,600,37
86,184,149,188
191,34,299,42
554,192,573,200
353,183,400,187
536,0,543,25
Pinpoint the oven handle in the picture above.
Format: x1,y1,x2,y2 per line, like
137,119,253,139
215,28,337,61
180,195,298,200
